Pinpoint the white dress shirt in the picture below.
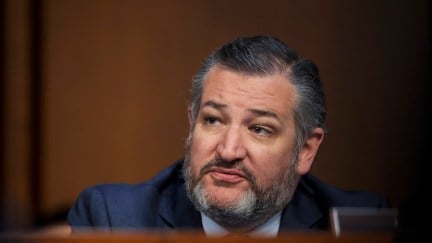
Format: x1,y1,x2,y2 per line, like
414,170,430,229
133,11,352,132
201,211,281,238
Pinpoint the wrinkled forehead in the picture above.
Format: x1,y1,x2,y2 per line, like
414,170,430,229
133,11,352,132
201,66,298,118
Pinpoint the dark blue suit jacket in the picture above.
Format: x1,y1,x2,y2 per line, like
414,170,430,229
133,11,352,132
68,160,389,233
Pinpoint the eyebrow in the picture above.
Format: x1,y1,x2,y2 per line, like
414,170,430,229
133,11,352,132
202,100,227,110
248,108,279,120
202,100,281,121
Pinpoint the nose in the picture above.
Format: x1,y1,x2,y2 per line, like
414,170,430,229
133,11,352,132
216,126,246,162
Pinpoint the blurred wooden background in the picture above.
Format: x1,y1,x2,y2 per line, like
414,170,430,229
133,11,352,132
1,0,430,231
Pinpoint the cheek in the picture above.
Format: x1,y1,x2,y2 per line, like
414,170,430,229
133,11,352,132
189,131,217,169
250,148,293,185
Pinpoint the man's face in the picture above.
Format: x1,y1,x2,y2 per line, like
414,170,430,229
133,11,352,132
183,66,319,230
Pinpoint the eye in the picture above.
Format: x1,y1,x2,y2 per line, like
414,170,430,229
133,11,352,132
250,125,272,137
204,116,220,126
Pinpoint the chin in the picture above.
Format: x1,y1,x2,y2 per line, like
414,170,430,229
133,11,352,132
204,185,249,206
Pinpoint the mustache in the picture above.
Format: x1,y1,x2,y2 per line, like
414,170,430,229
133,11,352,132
199,156,255,183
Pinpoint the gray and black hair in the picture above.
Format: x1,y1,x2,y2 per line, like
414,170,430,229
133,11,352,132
189,35,326,152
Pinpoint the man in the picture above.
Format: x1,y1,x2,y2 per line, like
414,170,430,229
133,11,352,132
68,35,388,237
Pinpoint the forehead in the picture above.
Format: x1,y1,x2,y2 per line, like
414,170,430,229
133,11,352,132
201,67,297,117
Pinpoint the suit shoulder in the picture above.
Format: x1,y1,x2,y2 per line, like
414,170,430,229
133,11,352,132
68,161,185,229
300,174,390,208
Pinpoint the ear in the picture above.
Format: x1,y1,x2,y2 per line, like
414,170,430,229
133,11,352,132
296,127,324,175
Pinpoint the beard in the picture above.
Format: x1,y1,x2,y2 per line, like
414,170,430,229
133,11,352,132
182,136,301,231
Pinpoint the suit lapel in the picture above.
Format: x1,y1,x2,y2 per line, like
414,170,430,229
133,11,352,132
158,172,203,230
279,178,326,231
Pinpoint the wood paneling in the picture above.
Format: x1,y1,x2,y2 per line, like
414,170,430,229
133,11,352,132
1,0,430,230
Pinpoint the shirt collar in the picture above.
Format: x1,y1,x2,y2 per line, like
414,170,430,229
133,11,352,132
200,212,281,238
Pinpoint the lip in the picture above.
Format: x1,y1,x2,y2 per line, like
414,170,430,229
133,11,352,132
209,168,247,183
